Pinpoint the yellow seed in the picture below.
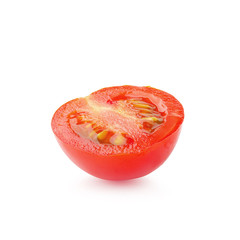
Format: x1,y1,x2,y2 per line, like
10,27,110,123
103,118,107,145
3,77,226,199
140,109,153,114
143,117,158,121
89,131,96,138
133,104,152,109
142,117,163,123
85,123,92,128
111,134,126,146
97,130,109,141
130,100,143,103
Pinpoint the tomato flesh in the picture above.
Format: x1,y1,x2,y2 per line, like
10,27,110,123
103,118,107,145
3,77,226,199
51,86,184,180
68,97,165,146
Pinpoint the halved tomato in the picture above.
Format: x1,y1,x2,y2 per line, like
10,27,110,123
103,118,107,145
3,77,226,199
51,85,184,180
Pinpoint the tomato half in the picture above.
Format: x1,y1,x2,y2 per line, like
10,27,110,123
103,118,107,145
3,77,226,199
51,85,184,180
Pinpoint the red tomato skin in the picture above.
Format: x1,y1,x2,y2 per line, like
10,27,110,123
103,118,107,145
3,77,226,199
54,126,182,180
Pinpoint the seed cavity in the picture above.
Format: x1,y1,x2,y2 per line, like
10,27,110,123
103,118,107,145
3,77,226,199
128,99,166,133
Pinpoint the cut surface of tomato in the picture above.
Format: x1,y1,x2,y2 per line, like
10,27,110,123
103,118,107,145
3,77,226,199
51,85,184,180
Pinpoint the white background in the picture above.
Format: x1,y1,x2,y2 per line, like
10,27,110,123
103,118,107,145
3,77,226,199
0,1,240,239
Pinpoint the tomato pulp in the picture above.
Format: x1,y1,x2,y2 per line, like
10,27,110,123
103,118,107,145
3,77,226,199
51,86,184,180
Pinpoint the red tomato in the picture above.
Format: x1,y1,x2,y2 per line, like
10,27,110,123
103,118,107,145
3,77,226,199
51,86,184,180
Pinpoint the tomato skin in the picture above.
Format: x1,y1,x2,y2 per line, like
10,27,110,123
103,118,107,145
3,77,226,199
52,86,184,180
54,126,182,180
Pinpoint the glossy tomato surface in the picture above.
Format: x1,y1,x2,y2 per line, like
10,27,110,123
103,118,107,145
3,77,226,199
51,86,184,180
